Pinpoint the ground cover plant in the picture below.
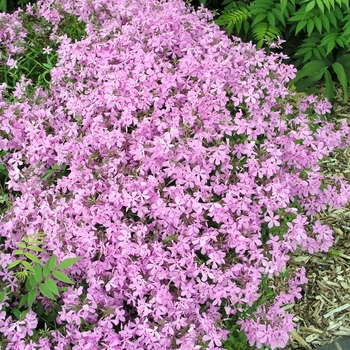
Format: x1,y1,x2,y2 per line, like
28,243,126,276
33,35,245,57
0,0,350,349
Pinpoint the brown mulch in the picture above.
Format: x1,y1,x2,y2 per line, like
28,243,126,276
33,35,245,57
284,85,350,349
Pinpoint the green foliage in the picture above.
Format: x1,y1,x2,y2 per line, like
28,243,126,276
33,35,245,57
6,232,81,308
210,0,350,103
0,7,86,99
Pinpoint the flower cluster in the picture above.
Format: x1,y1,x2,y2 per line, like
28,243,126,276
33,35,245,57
0,0,349,348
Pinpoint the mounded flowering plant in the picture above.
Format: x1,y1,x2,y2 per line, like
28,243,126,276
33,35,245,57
0,0,350,349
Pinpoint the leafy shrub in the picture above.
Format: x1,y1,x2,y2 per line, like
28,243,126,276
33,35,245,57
212,0,350,103
0,0,350,349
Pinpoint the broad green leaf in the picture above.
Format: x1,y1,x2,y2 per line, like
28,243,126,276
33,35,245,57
320,32,338,46
305,0,315,13
33,263,43,283
57,257,82,270
324,68,335,101
0,289,8,303
296,69,325,91
39,283,56,300
18,242,27,249
52,270,74,284
12,308,21,320
332,62,349,103
18,294,29,309
327,11,337,27
45,278,60,296
0,0,7,12
21,261,35,272
28,289,37,309
14,250,24,255
47,254,57,272
293,60,328,82
25,274,36,292
24,252,41,265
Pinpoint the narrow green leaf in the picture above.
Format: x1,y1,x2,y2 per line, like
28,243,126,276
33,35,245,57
307,19,314,37
18,242,27,249
22,261,35,272
326,40,336,55
24,252,42,265
320,14,330,31
33,263,43,283
14,250,24,255
267,12,276,27
305,0,316,13
27,245,44,252
57,257,82,270
327,11,337,27
52,270,74,284
316,0,325,13
39,283,56,300
332,62,349,103
313,16,322,33
27,289,37,309
280,0,287,13
296,69,325,91
18,294,29,309
296,20,307,34
45,278,60,296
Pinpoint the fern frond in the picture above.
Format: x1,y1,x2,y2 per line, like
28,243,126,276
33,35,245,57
252,22,281,48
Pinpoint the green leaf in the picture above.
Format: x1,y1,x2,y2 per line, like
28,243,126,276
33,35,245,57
12,308,21,320
296,69,325,91
296,20,307,34
57,257,82,270
293,60,329,82
305,0,316,13
324,68,335,101
0,0,7,12
47,254,57,272
307,19,314,36
320,14,330,31
39,283,56,300
267,12,276,27
18,294,29,309
280,0,287,13
25,274,37,292
0,289,8,303
27,289,37,309
332,62,349,103
45,278,60,296
316,0,325,13
18,242,27,249
313,16,322,33
27,245,44,252
14,250,24,255
327,11,337,27
24,252,42,265
52,270,74,284
33,263,43,283
21,261,35,272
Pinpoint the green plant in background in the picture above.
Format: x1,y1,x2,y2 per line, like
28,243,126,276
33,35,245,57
206,0,350,103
